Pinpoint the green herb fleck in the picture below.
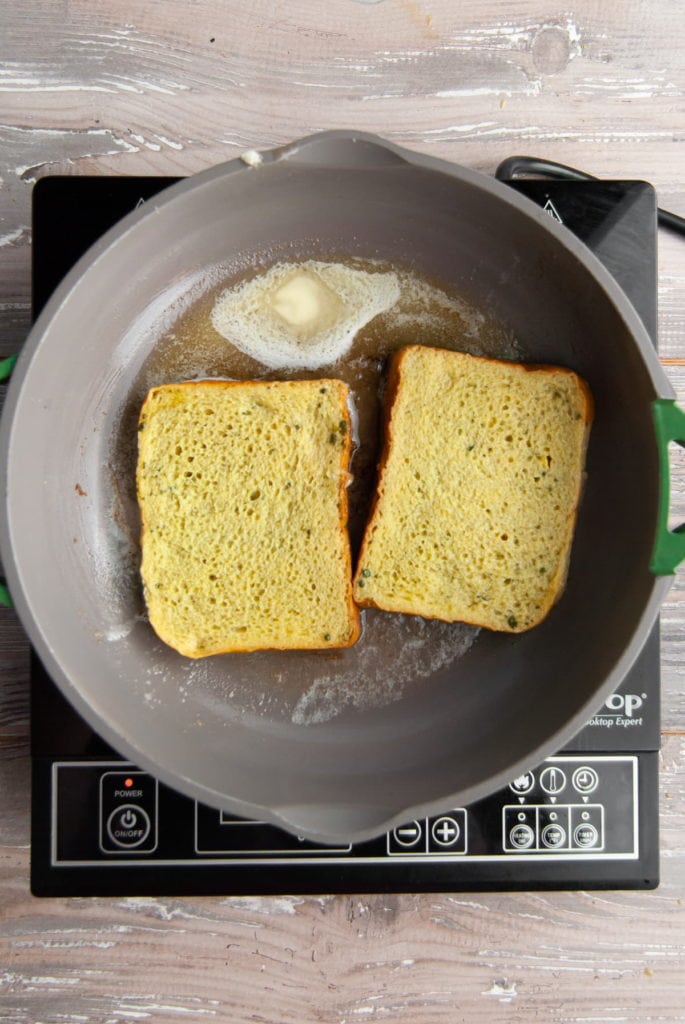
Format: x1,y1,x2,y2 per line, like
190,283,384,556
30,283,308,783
361,568,371,578
324,633,331,642
329,432,337,444
320,387,327,394
358,578,365,588
339,419,347,435
539,567,547,574
466,443,475,451
507,615,518,628
138,422,145,431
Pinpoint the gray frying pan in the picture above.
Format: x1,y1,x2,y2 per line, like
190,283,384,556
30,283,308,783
1,131,683,843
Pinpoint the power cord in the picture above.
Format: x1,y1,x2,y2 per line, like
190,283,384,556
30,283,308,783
495,156,685,237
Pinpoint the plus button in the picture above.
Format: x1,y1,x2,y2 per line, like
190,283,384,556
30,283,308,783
431,816,461,847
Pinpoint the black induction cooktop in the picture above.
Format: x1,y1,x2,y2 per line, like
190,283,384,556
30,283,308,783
30,174,660,896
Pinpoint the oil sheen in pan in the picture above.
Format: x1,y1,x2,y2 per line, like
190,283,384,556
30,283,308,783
111,255,521,726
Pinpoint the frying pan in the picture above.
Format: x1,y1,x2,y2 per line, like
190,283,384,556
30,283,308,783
2,130,684,844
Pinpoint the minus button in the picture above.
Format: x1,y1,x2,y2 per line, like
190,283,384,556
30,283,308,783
391,821,423,849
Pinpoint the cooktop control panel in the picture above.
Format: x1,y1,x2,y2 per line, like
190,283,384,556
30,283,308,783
50,755,640,867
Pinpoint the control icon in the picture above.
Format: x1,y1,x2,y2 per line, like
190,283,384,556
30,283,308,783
509,772,535,795
391,821,423,848
106,804,151,849
541,822,566,848
540,766,567,795
99,770,158,854
431,816,460,847
121,809,136,829
388,811,468,855
509,823,535,849
572,766,599,794
427,810,468,854
574,823,599,848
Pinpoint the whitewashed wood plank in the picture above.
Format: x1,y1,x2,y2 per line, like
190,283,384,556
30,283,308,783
1,1,684,1017
1,0,683,346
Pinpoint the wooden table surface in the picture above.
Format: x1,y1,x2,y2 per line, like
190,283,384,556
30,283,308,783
1,2,684,1021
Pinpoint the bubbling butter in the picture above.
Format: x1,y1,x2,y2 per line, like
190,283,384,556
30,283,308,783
210,260,400,369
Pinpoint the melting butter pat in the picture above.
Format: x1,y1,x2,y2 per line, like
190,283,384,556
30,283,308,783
211,260,400,370
267,269,344,343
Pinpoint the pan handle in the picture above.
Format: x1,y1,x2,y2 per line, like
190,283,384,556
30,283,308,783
0,353,17,607
0,354,17,379
651,399,685,574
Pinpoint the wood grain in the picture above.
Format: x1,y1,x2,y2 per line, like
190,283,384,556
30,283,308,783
1,1,684,1021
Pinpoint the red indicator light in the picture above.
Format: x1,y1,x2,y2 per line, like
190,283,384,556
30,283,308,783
124,777,134,788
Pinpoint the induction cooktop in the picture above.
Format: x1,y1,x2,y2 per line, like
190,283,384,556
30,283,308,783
29,172,660,896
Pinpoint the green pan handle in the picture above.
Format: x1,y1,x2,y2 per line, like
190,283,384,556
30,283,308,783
0,354,17,381
0,353,17,607
651,398,685,574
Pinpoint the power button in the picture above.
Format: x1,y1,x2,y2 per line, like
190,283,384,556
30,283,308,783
106,805,151,848
99,770,158,854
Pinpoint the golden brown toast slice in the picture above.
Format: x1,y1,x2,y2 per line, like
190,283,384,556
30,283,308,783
137,378,360,656
353,345,592,632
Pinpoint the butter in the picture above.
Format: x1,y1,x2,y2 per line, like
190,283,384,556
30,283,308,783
210,260,400,370
267,269,344,343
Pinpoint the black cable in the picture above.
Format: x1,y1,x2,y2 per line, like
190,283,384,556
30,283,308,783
657,208,685,236
495,155,685,238
496,156,598,183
